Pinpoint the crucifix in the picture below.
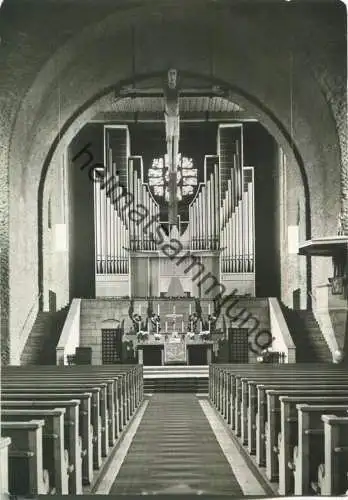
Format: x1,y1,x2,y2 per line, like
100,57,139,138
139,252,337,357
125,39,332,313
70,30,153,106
166,305,183,333
164,68,180,226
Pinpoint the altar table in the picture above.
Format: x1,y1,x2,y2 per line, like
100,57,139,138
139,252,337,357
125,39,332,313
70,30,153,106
137,338,213,366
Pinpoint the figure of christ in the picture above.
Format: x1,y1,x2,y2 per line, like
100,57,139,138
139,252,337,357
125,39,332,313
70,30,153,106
164,68,180,226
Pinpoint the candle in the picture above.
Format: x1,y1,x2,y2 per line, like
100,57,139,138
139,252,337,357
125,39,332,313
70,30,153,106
189,304,192,315
208,304,211,314
157,304,160,315
165,321,168,332
139,305,141,316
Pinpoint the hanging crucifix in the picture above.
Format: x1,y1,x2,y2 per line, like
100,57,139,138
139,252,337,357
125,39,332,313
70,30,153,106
164,68,180,226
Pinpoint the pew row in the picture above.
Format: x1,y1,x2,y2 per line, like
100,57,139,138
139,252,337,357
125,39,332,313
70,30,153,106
2,391,93,486
319,415,348,495
1,420,51,495
292,403,348,495
2,400,83,494
0,437,12,497
1,365,143,496
209,363,348,496
2,408,69,494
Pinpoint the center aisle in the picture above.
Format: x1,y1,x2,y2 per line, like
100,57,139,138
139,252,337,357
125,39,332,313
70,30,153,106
110,394,244,495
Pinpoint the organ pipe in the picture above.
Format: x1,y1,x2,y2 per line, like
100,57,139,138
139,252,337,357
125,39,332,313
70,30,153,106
214,163,220,250
195,201,198,250
199,191,203,249
202,186,207,249
133,170,138,250
143,185,147,250
189,205,193,249
207,177,212,248
192,203,196,250
243,191,248,272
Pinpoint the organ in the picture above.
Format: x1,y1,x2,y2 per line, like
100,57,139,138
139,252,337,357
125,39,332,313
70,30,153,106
128,156,160,252
94,123,255,297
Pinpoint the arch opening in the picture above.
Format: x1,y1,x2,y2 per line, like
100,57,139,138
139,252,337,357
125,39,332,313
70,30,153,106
38,70,311,310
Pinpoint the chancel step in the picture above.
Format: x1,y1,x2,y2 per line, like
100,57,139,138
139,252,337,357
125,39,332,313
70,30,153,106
144,366,209,393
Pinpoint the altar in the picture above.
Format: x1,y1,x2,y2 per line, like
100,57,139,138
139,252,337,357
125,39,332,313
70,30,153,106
137,336,213,366
133,303,215,365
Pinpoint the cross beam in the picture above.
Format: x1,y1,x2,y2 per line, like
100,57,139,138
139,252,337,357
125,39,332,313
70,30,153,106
118,87,228,98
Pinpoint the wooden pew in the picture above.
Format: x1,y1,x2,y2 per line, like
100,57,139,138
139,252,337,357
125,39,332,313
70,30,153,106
1,420,50,495
209,364,348,495
2,381,103,468
209,364,346,413
2,365,143,487
319,415,348,495
2,408,69,494
2,400,82,494
209,365,348,465
3,365,142,441
246,378,348,461
278,396,348,494
1,364,143,496
211,364,348,430
256,381,348,468
0,437,11,496
242,375,348,446
292,403,348,495
237,373,348,438
209,364,348,411
266,389,348,484
2,390,93,485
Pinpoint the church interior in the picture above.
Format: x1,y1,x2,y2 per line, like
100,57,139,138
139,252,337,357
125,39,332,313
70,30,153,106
0,0,347,496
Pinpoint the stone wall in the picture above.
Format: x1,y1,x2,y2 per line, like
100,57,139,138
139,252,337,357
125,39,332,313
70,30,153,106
42,152,70,312
276,148,308,309
79,298,132,364
79,297,271,364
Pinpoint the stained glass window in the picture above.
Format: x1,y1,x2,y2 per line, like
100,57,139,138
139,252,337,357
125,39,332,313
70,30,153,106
148,153,197,200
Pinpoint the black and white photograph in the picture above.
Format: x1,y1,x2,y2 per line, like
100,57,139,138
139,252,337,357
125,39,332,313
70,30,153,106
0,0,347,497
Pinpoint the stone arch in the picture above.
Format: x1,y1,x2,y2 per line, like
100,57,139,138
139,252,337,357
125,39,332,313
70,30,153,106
3,2,343,360
36,71,313,308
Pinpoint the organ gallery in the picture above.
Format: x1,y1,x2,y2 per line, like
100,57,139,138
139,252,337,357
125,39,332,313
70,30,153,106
91,72,255,300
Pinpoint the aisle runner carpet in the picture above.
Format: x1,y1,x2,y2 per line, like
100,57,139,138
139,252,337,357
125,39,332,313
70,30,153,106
110,394,243,495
